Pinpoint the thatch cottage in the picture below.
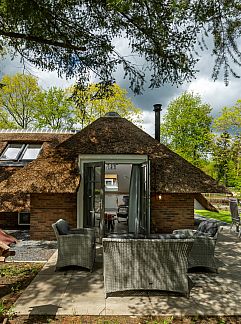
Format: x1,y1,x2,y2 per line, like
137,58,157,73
0,113,228,240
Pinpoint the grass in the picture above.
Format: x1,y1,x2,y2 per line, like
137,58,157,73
0,262,43,323
195,209,231,223
0,264,40,277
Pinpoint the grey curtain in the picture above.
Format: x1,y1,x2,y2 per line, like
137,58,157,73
128,164,141,235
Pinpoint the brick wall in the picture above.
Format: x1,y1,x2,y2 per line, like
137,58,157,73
30,193,77,240
29,192,194,239
150,193,195,233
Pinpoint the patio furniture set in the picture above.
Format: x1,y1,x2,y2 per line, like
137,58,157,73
52,217,222,298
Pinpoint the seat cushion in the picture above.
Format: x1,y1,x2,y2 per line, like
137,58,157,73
196,220,219,237
56,219,70,235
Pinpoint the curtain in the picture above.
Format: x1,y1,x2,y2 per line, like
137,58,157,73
128,164,141,235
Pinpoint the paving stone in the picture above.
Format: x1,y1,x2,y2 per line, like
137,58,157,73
13,227,241,316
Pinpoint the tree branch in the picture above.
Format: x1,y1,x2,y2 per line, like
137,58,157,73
0,29,86,51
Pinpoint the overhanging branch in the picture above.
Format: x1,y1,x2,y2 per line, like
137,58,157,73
0,29,86,51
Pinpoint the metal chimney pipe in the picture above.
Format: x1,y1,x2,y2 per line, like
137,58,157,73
153,103,162,142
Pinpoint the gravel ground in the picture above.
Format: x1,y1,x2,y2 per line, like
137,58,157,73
5,230,57,262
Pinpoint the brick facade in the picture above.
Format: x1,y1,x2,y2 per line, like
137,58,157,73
30,193,77,240
28,192,194,240
151,193,195,233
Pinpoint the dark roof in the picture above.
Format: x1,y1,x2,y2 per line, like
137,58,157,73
0,116,229,195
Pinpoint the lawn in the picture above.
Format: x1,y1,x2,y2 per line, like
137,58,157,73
0,262,43,322
195,209,231,223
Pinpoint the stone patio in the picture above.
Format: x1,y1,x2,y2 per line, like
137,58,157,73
13,226,241,317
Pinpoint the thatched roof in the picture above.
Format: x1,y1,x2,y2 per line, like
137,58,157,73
0,147,80,194
0,192,29,212
0,131,72,145
0,131,75,210
0,131,72,183
0,166,19,182
0,116,229,195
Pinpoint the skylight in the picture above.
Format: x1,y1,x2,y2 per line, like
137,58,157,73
21,144,42,160
0,143,42,162
1,144,24,160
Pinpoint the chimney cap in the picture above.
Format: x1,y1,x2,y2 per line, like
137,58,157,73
104,112,121,117
153,104,162,112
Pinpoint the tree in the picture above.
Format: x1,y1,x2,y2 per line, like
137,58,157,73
213,100,241,136
212,132,232,186
1,1,241,93
0,73,41,128
34,87,74,130
213,100,241,188
0,110,16,128
72,83,142,128
160,92,213,166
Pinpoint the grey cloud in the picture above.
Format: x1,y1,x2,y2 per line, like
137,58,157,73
1,42,241,137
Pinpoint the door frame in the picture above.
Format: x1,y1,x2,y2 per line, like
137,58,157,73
77,154,150,230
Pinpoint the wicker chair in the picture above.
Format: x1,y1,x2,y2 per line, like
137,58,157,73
173,220,222,272
103,237,194,298
229,198,240,236
52,219,96,271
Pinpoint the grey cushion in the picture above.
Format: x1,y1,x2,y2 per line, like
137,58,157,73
196,220,219,237
149,233,189,239
56,219,70,235
107,233,190,239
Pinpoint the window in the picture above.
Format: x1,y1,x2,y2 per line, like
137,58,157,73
21,144,42,160
1,144,24,160
0,143,42,162
105,163,117,170
18,212,30,225
105,174,118,191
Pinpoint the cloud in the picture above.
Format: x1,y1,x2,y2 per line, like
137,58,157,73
1,39,241,137
31,67,75,89
187,78,241,116
0,55,76,89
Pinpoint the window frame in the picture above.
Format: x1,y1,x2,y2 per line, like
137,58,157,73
0,143,42,162
0,143,25,161
18,211,30,225
21,144,42,161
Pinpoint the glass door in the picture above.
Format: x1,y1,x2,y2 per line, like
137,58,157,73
83,162,105,240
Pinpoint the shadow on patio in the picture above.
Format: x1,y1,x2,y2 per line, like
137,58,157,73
13,227,241,317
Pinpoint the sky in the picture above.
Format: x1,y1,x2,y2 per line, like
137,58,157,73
1,41,241,138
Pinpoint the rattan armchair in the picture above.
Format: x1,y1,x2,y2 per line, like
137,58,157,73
173,220,222,272
52,219,96,271
103,237,194,297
